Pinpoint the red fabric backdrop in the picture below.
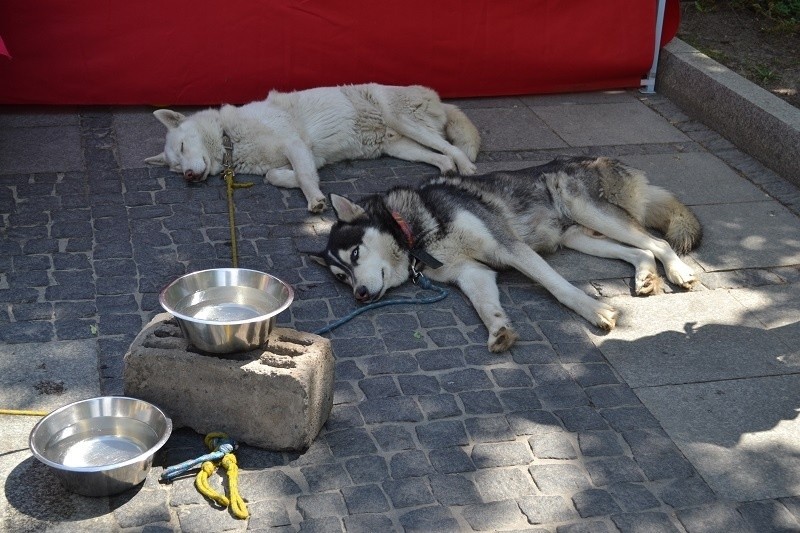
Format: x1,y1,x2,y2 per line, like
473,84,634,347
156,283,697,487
0,0,679,105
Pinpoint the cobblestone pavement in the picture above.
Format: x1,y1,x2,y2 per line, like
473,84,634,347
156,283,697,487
2,90,800,532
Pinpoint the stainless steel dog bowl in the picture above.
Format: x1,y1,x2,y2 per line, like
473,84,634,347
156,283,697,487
28,396,172,497
159,268,294,353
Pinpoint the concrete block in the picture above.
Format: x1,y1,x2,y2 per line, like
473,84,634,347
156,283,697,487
123,313,334,451
658,38,800,187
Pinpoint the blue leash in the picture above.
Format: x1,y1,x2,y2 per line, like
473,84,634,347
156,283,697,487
161,435,237,481
314,274,448,335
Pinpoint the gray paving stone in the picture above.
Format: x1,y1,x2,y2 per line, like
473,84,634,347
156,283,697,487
677,502,756,533
659,476,716,509
637,374,800,500
0,339,101,411
507,409,563,436
429,473,482,506
464,415,516,443
460,390,504,414
530,464,593,495
554,406,610,432
342,514,394,533
246,500,292,529
592,290,791,387
585,456,645,487
573,489,622,518
556,522,611,533
471,441,533,468
530,432,578,460
461,499,528,531
600,406,662,432
344,455,388,484
474,467,537,502
417,393,460,420
578,431,622,457
737,500,800,533
607,483,661,513
296,492,347,520
371,424,415,451
398,505,460,533
623,430,696,481
301,463,351,492
428,446,476,474
298,516,344,533
693,201,800,271
730,283,800,349
532,101,689,146
416,420,469,449
621,152,768,205
0,125,83,174
465,107,567,151
519,495,579,524
382,477,435,508
390,449,433,478
611,512,682,533
340,484,390,514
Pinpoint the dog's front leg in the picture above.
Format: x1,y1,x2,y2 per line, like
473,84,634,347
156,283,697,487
284,139,327,213
504,242,618,330
453,263,519,353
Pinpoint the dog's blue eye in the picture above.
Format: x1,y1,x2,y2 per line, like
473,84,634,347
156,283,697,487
351,247,359,262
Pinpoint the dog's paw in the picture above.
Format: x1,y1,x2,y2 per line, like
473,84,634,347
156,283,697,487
308,197,327,214
665,261,699,289
634,272,664,296
594,303,618,330
457,160,477,176
488,326,519,353
438,159,457,176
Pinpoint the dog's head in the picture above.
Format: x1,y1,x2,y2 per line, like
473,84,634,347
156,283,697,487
312,194,410,303
145,109,221,182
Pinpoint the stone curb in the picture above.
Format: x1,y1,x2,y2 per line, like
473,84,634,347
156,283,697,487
657,38,800,187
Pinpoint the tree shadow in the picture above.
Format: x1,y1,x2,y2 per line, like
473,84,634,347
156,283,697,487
600,320,800,501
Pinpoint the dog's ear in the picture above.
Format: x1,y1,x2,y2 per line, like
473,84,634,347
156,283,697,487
330,194,366,223
152,109,186,130
144,152,167,166
307,252,328,267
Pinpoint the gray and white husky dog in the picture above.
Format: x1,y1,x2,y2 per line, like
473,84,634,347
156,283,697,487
313,156,702,353
145,83,480,213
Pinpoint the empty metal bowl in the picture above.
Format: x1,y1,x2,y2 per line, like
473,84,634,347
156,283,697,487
159,268,294,354
29,396,172,497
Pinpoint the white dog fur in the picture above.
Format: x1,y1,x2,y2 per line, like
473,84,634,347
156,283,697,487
145,83,481,213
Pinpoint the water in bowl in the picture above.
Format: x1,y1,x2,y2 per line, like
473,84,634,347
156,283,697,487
44,417,158,468
175,285,283,322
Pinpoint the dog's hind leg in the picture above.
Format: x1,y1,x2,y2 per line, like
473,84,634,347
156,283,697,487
389,118,477,175
284,139,327,213
566,201,698,289
384,136,457,175
561,226,663,295
451,262,519,352
500,242,618,330
266,168,299,188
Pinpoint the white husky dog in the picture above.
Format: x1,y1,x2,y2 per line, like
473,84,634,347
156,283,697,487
145,84,481,213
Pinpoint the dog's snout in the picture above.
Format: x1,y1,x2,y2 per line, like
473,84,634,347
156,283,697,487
183,170,195,181
355,286,370,302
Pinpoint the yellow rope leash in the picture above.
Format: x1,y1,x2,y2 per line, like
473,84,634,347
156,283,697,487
222,168,253,268
194,431,249,519
0,409,48,416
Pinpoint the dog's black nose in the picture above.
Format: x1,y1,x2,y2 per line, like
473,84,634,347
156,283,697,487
355,286,370,302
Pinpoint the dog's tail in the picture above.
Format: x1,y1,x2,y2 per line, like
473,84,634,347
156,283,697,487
644,186,702,255
443,104,480,162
